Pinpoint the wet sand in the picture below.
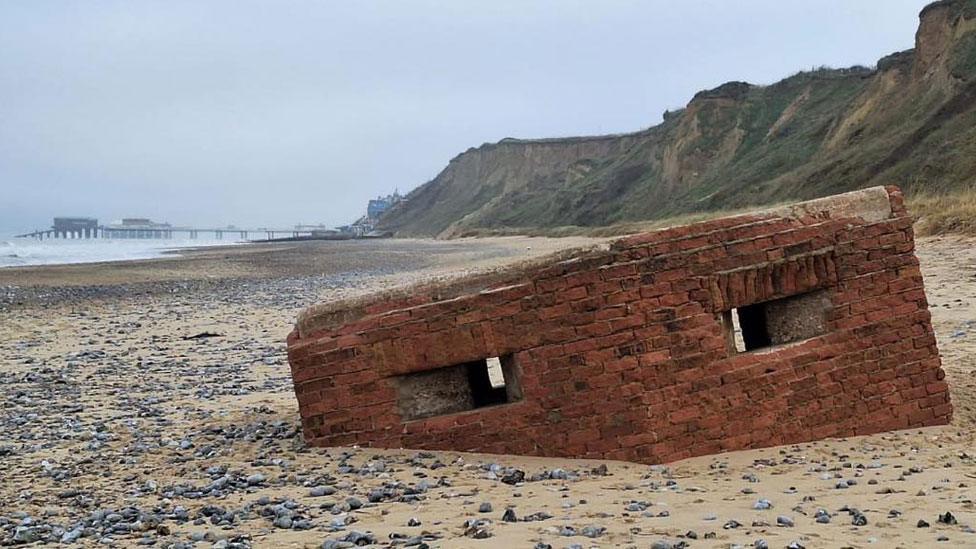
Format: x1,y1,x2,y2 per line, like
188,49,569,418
1,235,974,548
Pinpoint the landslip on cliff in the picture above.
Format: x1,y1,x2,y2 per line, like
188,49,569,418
379,0,976,238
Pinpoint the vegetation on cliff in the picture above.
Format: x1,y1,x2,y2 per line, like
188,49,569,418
380,0,976,237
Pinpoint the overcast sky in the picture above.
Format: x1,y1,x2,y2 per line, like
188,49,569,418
0,0,931,231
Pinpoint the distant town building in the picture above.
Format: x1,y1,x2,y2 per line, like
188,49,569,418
339,190,403,237
338,216,370,237
367,190,402,220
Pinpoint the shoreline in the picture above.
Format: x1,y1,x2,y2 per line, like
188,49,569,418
0,237,605,313
0,235,250,272
0,236,601,285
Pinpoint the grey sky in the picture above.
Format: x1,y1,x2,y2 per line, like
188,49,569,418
0,0,930,231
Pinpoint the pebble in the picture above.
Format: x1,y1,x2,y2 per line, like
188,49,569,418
753,498,773,510
581,525,606,538
310,485,337,497
938,511,958,525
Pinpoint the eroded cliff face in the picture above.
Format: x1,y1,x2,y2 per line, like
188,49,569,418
384,134,648,237
380,0,976,237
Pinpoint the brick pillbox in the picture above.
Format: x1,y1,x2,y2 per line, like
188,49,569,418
286,186,950,464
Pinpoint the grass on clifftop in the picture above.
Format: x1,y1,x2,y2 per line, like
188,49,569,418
909,188,976,236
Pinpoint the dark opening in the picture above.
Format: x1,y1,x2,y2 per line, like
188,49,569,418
466,357,508,407
395,354,522,421
737,302,772,351
722,290,830,353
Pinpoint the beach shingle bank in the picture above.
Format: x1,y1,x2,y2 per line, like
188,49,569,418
286,186,950,463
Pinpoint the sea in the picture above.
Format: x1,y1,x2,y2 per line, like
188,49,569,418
0,232,243,268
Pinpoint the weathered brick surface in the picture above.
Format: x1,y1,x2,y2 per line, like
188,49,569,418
287,186,951,464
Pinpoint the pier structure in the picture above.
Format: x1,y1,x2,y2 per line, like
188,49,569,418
50,217,100,239
15,218,319,241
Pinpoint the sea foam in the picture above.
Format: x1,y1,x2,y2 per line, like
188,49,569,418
0,234,243,268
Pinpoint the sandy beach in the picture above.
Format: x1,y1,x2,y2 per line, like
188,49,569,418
1,235,975,548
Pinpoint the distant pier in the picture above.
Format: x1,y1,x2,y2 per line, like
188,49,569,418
15,217,320,241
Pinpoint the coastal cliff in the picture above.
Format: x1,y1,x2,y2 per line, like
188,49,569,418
380,0,976,237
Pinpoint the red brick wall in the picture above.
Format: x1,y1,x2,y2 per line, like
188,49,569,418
287,186,950,464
